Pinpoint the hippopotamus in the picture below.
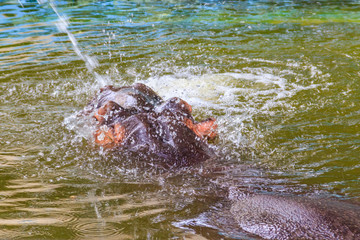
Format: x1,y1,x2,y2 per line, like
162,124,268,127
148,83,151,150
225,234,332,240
84,83,217,167
83,83,360,239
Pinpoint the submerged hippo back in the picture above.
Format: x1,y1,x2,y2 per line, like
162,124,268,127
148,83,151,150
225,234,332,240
230,194,360,239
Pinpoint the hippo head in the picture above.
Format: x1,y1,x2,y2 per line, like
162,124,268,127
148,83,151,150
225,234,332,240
85,83,217,167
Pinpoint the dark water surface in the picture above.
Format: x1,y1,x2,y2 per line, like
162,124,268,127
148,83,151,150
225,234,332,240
1,0,360,239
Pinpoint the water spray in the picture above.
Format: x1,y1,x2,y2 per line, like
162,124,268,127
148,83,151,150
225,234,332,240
18,0,24,7
38,0,107,86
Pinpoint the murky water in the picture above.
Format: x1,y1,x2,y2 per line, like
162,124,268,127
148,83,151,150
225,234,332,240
1,0,360,239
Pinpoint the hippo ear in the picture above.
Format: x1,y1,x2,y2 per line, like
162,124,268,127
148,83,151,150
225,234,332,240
100,85,114,93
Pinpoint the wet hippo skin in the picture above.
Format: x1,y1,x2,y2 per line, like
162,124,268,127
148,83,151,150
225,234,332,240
84,83,217,167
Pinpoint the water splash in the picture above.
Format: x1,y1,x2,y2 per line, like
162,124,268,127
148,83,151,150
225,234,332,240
139,63,328,165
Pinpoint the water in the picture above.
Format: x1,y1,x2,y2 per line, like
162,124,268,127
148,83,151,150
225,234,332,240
1,0,360,239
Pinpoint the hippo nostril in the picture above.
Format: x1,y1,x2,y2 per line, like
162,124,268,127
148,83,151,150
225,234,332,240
94,126,116,147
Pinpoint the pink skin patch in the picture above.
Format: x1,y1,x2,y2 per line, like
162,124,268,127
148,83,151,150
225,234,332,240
184,117,217,140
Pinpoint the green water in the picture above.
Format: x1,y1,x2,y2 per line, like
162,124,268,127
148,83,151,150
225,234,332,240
1,0,360,239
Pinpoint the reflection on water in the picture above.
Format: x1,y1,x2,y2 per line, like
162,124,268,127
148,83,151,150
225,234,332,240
0,0,360,239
